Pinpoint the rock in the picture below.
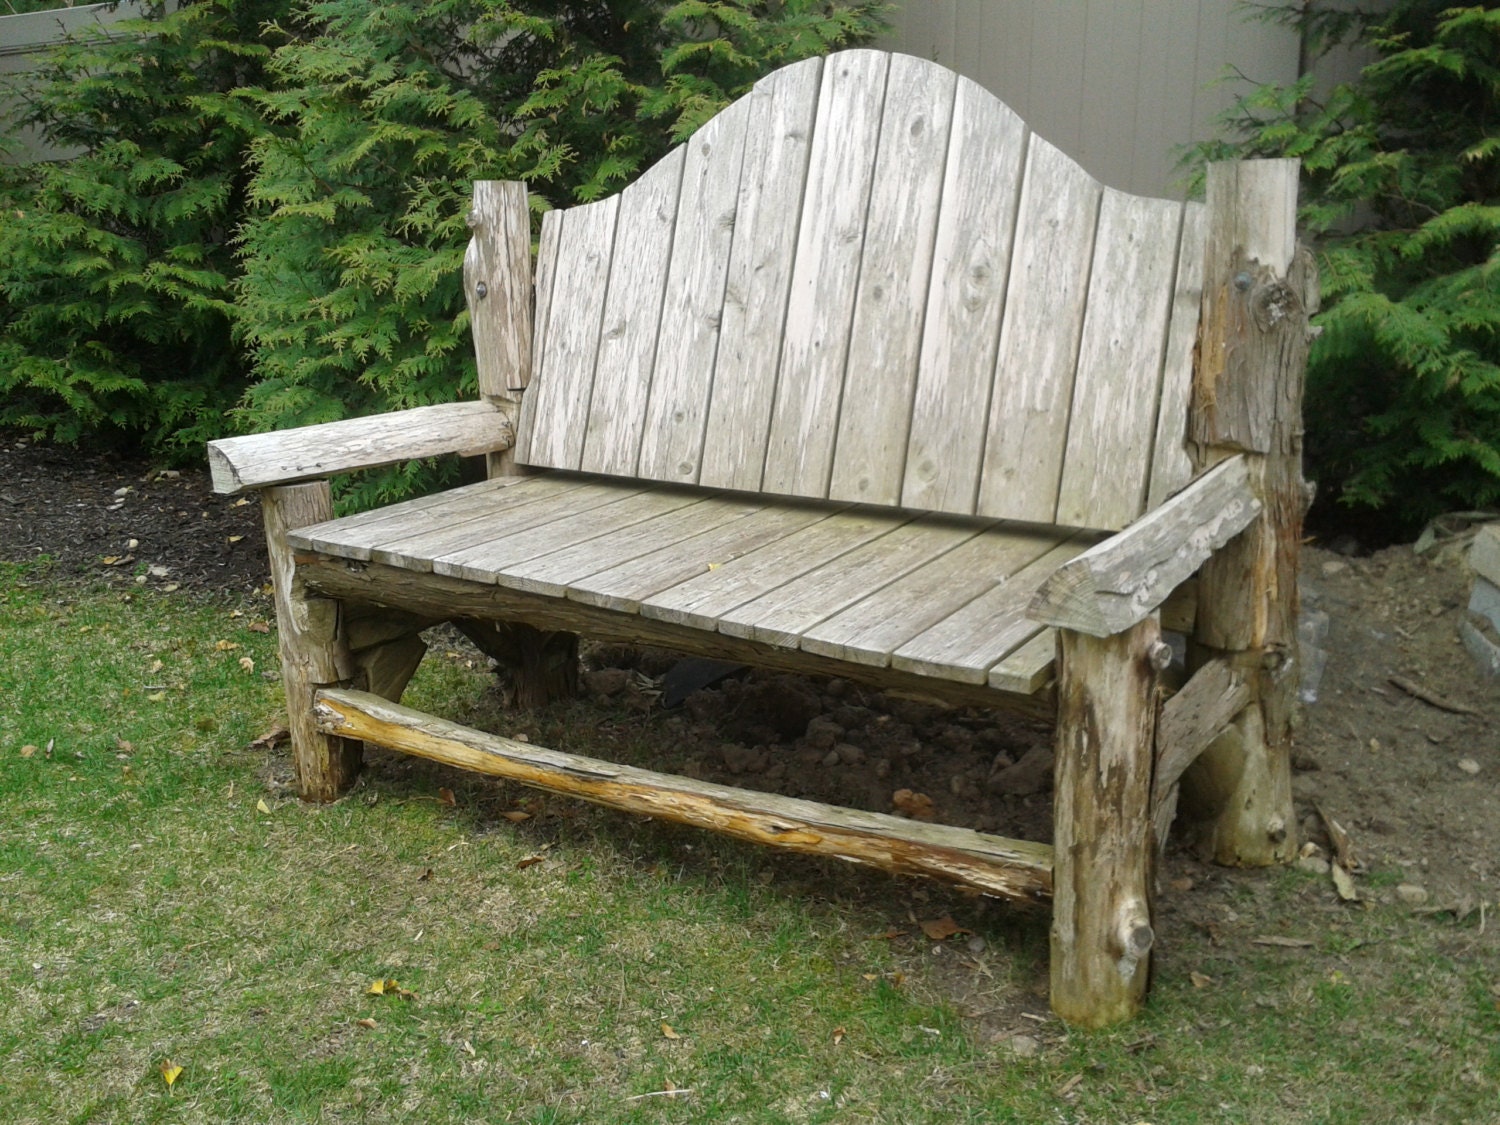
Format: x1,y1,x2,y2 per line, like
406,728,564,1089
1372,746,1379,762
1297,855,1330,875
1005,1034,1041,1059
822,750,841,769
965,934,986,955
724,675,822,742
804,716,844,749
1396,883,1429,905
830,704,873,730
824,678,850,698
1457,758,1481,775
935,724,975,753
834,742,865,766
986,745,1054,796
1321,559,1348,576
873,758,891,779
885,698,940,726
721,744,768,775
582,668,632,697
891,789,937,820
684,689,725,722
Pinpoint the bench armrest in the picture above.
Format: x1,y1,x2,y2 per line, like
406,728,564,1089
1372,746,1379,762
1027,456,1261,638
207,400,515,494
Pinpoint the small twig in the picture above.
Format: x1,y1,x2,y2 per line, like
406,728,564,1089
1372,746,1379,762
1388,675,1479,716
625,1089,694,1101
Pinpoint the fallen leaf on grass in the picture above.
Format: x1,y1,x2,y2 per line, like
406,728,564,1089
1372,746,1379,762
437,787,456,807
227,535,244,544
213,639,241,652
247,621,270,634
355,1018,377,1030
660,1022,681,1040
160,1060,183,1089
238,656,255,673
1055,1073,1084,1098
146,692,166,703
256,799,271,814
19,745,35,759
1190,971,1214,989
515,855,546,870
832,1027,845,1045
417,868,433,882
500,810,531,823
919,915,971,942
248,726,290,751
1250,935,1314,948
114,736,134,754
1331,863,1359,902
367,979,414,999
1315,803,1359,873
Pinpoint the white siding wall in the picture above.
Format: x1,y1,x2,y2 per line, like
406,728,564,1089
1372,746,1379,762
882,0,1301,198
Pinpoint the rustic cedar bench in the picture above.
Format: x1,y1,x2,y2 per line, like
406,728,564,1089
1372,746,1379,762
208,50,1314,1028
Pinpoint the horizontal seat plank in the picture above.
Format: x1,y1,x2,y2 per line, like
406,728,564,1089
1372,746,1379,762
208,400,513,494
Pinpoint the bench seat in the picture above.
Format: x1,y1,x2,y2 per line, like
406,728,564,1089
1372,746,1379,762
290,473,1101,696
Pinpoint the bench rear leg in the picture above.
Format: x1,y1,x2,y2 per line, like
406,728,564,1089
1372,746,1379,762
1051,619,1163,1028
456,619,579,710
262,482,362,801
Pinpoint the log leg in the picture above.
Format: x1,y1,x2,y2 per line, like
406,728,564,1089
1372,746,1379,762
262,483,361,802
455,619,578,710
1051,619,1163,1029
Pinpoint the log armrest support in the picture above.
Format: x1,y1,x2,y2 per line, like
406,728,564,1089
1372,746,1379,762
207,400,516,495
1027,455,1261,638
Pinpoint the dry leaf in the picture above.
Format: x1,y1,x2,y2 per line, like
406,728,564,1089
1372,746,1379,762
238,656,255,673
355,1018,377,1030
1056,1073,1084,1098
247,621,270,634
438,787,457,807
832,1027,845,1045
862,973,878,981
1331,863,1359,902
214,639,241,652
1316,803,1359,872
160,1060,183,1088
114,736,134,754
1190,971,1214,989
1251,935,1314,948
147,692,167,703
248,726,290,751
368,979,400,995
256,798,271,814
227,535,244,544
892,789,937,821
19,744,35,759
869,928,905,941
515,855,545,870
500,810,531,823
148,659,164,674
660,1022,681,1040
417,867,433,882
919,915,971,942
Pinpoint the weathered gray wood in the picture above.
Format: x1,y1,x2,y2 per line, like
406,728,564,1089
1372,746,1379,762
497,494,758,598
718,515,978,648
762,50,890,497
207,401,513,495
891,534,1095,683
1152,658,1252,854
263,483,360,801
828,55,956,505
1051,619,1159,1029
989,629,1058,694
1147,202,1208,509
434,488,698,585
464,181,532,396
901,78,1028,513
975,136,1102,523
700,58,823,492
568,502,834,615
638,96,752,483
1029,456,1261,637
298,555,1055,716
530,207,562,383
800,522,1053,667
314,687,1054,902
579,147,686,477
288,476,553,559
354,633,428,704
515,196,620,469
643,508,910,631
1055,191,1184,529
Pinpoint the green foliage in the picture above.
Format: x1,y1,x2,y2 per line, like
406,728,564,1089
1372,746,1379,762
1193,3,1500,533
232,0,886,508
0,1,292,456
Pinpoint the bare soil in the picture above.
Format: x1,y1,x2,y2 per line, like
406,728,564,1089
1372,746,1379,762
5,430,1496,1037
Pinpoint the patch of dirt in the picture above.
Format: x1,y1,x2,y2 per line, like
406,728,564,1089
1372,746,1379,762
8,431,1497,1038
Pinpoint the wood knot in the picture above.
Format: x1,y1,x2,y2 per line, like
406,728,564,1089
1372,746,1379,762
1251,281,1299,330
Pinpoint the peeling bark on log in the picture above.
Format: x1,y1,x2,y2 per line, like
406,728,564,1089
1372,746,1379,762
263,483,361,801
1051,619,1160,1029
312,688,1054,903
1181,159,1306,868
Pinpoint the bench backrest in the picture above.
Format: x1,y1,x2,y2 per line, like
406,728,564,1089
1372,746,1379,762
513,50,1205,533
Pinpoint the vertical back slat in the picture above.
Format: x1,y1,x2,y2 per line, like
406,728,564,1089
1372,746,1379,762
901,79,1028,513
637,97,753,482
463,181,532,396
1147,201,1208,509
975,137,1102,522
579,147,687,476
699,58,824,492
1055,192,1183,529
762,50,891,497
516,198,619,468
514,208,562,464
827,54,957,506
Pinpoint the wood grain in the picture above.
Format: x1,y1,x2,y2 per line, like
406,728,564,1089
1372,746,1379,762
1146,201,1208,509
464,180,532,395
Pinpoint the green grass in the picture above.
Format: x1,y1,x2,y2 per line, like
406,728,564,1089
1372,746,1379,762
1,560,1496,1123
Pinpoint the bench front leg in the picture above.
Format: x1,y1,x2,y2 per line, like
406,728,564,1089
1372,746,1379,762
262,482,362,801
1050,618,1166,1029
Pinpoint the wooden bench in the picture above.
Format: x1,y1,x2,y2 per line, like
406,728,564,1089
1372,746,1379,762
208,50,1314,1028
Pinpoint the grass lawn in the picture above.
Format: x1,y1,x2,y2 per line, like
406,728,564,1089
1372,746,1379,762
1,560,1496,1123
